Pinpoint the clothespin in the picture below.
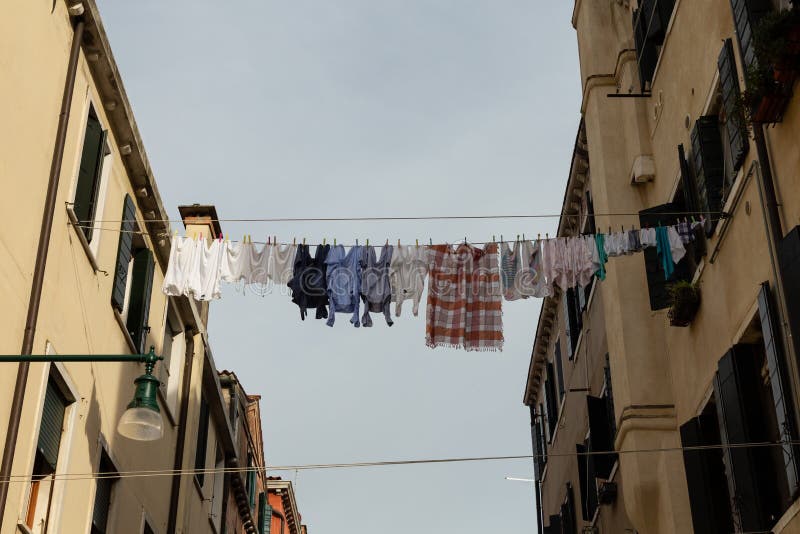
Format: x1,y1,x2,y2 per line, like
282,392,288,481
267,236,271,245
218,232,223,242
537,233,541,241
356,238,359,246
303,237,306,245
691,215,696,223
273,235,277,245
174,230,179,238
293,237,296,245
464,237,467,244
516,234,520,242
366,238,369,246
415,239,419,247
323,237,326,245
492,235,496,243
386,238,389,246
429,238,433,246
545,233,549,240
620,225,624,233
500,234,504,243
397,238,401,247
225,234,229,242
523,233,526,241
334,238,337,246
608,226,611,234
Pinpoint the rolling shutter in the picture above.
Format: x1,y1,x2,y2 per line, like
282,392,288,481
717,39,748,175
691,117,727,236
126,247,155,352
757,282,800,503
112,195,136,312
713,345,776,532
545,363,559,437
37,380,68,470
587,395,617,479
554,341,565,403
638,203,693,310
73,111,107,242
680,415,734,534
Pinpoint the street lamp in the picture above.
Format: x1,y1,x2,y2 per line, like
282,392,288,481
0,347,164,441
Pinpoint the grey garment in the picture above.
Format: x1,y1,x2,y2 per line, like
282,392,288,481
628,229,642,253
360,245,394,327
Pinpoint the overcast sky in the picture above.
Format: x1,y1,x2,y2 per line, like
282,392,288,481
100,1,581,531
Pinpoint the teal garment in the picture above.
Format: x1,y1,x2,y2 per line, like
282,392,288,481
594,233,608,280
655,226,675,280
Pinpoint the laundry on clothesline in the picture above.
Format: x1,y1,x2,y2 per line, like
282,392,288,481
160,222,698,351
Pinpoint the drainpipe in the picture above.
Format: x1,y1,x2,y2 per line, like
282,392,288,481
0,15,86,521
272,508,287,534
167,329,195,534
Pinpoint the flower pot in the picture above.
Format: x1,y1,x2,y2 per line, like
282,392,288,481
668,287,700,327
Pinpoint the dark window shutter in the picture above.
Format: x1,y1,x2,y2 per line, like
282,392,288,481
604,354,617,439
564,288,581,356
562,294,573,361
717,39,748,174
37,380,68,470
729,0,773,70
73,111,107,242
632,0,676,91
125,247,155,352
690,118,727,236
639,203,693,310
757,282,800,502
680,415,734,534
562,483,577,534
539,403,548,466
588,395,617,479
530,406,541,480
545,363,559,437
714,345,779,532
577,439,599,521
554,341,565,403
778,226,800,370
143,522,154,534
546,515,561,534
679,144,700,216
584,190,596,235
112,195,136,312
92,454,116,534
194,397,210,486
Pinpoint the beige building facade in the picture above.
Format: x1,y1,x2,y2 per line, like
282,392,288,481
526,1,800,533
0,1,264,533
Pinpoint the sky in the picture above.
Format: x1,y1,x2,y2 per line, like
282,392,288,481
99,1,581,531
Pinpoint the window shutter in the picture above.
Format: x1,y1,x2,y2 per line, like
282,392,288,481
554,341,565,402
92,454,116,534
564,288,581,356
604,354,617,439
73,111,107,242
546,515,561,534
562,294,573,361
729,0,773,70
545,363,559,437
37,380,67,470
576,440,598,521
778,226,800,369
714,345,775,532
678,144,700,216
584,190,596,235
680,416,734,534
258,492,272,534
587,395,617,479
539,403,548,467
562,483,577,534
757,282,800,502
125,247,155,352
690,118,727,236
194,397,209,486
112,195,136,312
717,39,748,175
639,203,693,310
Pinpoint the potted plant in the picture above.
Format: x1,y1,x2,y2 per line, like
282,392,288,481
668,281,701,327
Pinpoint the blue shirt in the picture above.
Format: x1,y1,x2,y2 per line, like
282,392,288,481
325,245,362,327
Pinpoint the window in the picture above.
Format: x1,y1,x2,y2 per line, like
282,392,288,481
211,446,225,531
143,521,155,534
604,354,617,440
246,453,256,511
73,105,109,243
554,340,565,403
543,514,561,534
258,492,272,534
563,289,581,358
730,0,775,70
530,406,547,481
632,0,677,90
576,440,598,522
559,483,577,534
160,307,185,416
544,363,559,439
194,397,210,488
25,377,73,533
587,395,617,480
112,195,155,353
538,403,548,470
91,452,118,534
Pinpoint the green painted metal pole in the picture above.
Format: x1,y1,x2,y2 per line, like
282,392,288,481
0,347,163,364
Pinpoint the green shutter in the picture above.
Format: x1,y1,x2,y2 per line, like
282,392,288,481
37,380,67,470
717,39,748,175
112,195,137,312
126,247,155,352
248,468,256,510
73,110,107,242
691,117,727,236
258,492,272,534
194,397,209,486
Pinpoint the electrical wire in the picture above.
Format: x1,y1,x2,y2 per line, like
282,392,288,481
1,441,797,484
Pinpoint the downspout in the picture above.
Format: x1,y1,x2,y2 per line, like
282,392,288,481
272,508,287,534
167,329,195,534
0,15,86,520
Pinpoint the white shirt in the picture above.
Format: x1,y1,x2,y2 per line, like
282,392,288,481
389,244,428,316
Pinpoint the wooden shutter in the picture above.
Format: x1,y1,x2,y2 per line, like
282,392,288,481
545,363,559,437
37,379,67,470
112,195,136,312
717,39,748,175
714,345,775,532
757,282,800,502
125,247,155,352
539,403,548,467
576,440,598,521
73,111,107,242
639,203,693,310
194,397,209,486
554,341,565,402
531,406,545,480
258,492,272,534
587,395,616,479
680,415,734,534
678,144,700,216
564,288,581,356
562,483,577,534
248,468,257,509
729,0,773,70
690,117,727,236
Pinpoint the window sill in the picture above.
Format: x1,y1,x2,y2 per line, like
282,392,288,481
65,205,102,274
113,309,137,353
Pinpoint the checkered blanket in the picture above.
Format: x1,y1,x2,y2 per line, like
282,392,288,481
425,243,504,351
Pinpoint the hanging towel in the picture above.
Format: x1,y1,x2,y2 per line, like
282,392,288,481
389,244,428,317
668,226,687,263
656,226,686,280
594,234,608,280
325,245,362,327
192,238,224,301
425,243,503,352
528,240,553,298
360,245,393,327
163,235,198,297
268,244,297,286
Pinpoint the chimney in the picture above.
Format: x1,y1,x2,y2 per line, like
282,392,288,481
178,204,222,242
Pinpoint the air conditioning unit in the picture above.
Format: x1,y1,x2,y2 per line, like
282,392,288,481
630,155,655,184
